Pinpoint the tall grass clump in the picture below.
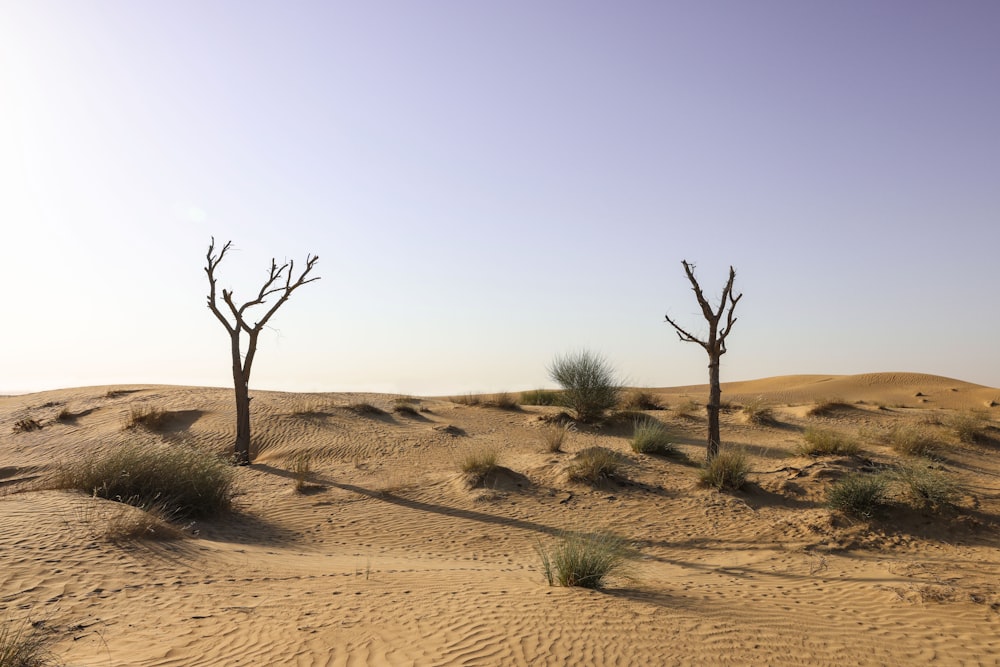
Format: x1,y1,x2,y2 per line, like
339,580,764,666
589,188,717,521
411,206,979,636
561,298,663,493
0,617,57,667
482,392,520,410
53,442,234,520
885,425,938,457
619,390,664,411
520,389,564,406
893,463,960,511
674,398,703,419
741,397,775,426
699,448,750,491
547,351,621,423
807,398,851,417
567,447,624,484
125,404,172,431
947,412,988,444
630,419,677,456
540,424,573,453
458,447,500,486
798,428,861,456
827,473,888,519
536,532,628,589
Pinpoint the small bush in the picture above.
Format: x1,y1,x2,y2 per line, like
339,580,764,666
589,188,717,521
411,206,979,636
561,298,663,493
547,351,621,423
519,389,563,406
947,412,988,444
540,424,573,453
827,473,888,518
699,449,750,490
741,397,775,426
52,442,234,520
798,428,861,456
12,418,42,433
630,419,677,456
567,447,624,484
459,447,500,486
346,402,387,416
451,393,482,406
893,463,960,510
125,404,171,431
482,392,519,410
807,398,851,417
886,425,938,457
620,390,664,411
675,398,703,418
537,532,627,589
0,617,58,667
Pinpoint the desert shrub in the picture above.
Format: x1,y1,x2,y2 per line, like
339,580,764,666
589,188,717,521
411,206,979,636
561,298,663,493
12,418,42,433
741,397,775,426
567,447,624,484
451,393,482,406
540,424,573,453
630,419,677,456
947,412,988,444
125,404,171,431
885,425,938,457
619,390,664,411
519,389,564,406
346,402,387,416
536,532,627,589
674,398,703,418
0,617,58,667
807,398,851,417
482,392,519,410
798,428,861,456
53,442,234,520
827,473,888,518
699,448,750,491
458,447,500,486
893,463,960,510
547,351,621,423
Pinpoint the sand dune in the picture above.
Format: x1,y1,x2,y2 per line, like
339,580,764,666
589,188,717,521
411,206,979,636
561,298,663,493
1,373,999,665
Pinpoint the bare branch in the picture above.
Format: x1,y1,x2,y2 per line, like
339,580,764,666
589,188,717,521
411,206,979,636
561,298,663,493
664,312,710,352
205,237,235,333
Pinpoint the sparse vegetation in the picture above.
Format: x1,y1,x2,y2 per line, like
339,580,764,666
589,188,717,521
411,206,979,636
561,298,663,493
620,390,664,411
482,392,519,410
630,418,677,456
12,418,42,433
125,404,172,431
547,351,621,423
458,447,501,486
946,411,989,444
519,389,563,406
53,442,234,520
807,398,851,417
674,398,703,418
85,501,186,542
291,453,317,493
54,408,75,423
698,448,750,491
798,428,861,456
827,473,889,519
0,617,58,667
885,424,939,457
392,403,420,416
346,402,387,416
893,462,960,511
537,532,628,589
567,447,624,484
741,397,775,426
451,393,482,406
540,423,573,453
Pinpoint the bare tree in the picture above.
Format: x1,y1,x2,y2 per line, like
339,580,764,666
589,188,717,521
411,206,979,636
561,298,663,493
664,261,742,462
205,238,320,464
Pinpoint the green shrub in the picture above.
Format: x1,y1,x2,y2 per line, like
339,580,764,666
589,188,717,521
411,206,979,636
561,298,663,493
827,473,888,518
567,447,624,484
630,419,677,456
893,463,960,510
547,351,621,423
798,428,861,456
0,617,57,667
519,389,564,406
699,449,750,490
537,532,627,589
53,442,234,520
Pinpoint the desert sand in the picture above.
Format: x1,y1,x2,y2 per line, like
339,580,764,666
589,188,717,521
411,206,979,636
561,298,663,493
2,372,999,666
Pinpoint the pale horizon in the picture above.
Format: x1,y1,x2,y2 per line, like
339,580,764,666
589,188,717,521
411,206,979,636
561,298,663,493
3,1,999,396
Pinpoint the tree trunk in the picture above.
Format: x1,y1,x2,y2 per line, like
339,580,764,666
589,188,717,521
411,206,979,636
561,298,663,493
706,351,722,462
231,333,251,465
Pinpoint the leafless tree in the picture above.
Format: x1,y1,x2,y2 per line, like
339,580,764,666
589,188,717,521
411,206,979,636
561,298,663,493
205,238,320,464
664,261,742,462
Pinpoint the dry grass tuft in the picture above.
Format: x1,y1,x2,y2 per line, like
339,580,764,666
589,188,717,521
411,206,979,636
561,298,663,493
807,398,852,417
741,397,775,426
482,392,520,410
12,418,42,433
699,449,750,491
125,404,172,431
885,425,939,457
946,411,989,444
0,616,59,667
827,473,888,519
537,532,628,589
458,446,501,486
619,390,664,411
892,462,961,511
346,402,387,417
519,389,563,406
629,419,677,456
674,398,703,419
567,447,625,484
540,423,574,453
798,428,861,456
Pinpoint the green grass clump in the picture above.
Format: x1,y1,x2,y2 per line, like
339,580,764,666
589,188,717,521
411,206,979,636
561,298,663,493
53,442,234,520
567,447,624,484
0,617,58,667
798,428,861,456
893,463,960,511
630,419,677,456
547,351,621,423
885,425,938,457
619,390,664,411
458,447,500,486
537,532,628,589
827,473,888,519
699,448,750,491
519,389,564,406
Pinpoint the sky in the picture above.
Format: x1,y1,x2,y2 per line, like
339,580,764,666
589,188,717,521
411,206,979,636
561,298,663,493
1,1,999,396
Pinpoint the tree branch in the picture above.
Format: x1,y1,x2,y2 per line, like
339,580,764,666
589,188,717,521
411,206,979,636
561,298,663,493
205,237,235,333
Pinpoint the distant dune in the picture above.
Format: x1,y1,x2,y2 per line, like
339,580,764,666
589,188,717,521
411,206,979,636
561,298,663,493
1,372,998,665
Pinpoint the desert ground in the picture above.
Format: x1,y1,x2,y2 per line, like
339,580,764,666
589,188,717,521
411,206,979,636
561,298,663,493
2,372,999,666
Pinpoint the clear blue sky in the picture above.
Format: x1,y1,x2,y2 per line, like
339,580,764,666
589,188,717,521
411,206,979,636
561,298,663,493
2,1,998,395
